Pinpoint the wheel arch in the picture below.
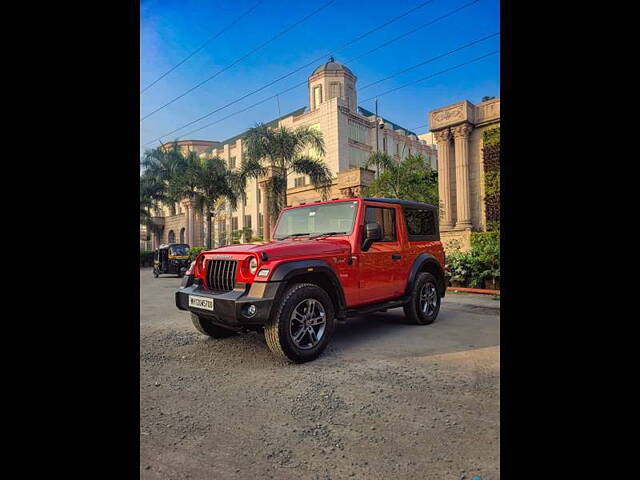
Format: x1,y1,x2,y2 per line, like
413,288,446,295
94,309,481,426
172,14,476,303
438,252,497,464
269,260,346,317
406,253,446,298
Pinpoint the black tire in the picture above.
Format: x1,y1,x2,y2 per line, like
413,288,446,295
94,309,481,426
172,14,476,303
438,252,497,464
403,272,441,325
264,283,335,363
191,313,237,338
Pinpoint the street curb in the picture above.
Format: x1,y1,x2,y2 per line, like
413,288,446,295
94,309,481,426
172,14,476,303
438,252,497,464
447,287,500,295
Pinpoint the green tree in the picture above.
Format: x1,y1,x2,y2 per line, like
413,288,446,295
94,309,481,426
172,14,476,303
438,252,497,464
140,142,185,215
140,143,244,248
364,152,438,205
196,156,243,248
365,151,395,179
242,124,333,224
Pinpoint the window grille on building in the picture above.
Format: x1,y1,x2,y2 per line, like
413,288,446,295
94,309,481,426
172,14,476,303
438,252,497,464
257,213,264,238
244,215,252,229
294,176,306,188
348,147,369,169
231,217,238,231
348,120,369,144
229,157,236,169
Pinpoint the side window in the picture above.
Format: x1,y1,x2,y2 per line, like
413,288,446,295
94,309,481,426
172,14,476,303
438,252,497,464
404,207,438,241
365,206,396,242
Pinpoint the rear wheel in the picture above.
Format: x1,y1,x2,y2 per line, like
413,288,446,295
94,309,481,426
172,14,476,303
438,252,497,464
403,272,441,325
191,313,236,338
264,283,335,363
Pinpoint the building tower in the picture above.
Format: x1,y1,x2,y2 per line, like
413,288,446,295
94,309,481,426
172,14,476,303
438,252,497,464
307,57,357,112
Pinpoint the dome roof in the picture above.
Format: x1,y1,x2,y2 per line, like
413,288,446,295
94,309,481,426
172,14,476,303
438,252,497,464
311,57,355,77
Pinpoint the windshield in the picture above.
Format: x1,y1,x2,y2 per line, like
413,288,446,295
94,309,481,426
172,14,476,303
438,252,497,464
169,245,189,256
274,201,358,240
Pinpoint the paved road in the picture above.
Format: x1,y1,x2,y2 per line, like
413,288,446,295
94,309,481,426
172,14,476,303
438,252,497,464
140,268,500,480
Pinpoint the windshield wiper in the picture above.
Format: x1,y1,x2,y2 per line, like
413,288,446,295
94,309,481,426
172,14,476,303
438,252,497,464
310,231,347,239
275,232,311,240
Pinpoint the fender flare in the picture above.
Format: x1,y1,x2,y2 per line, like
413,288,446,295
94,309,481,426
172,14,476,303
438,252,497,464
269,259,347,312
405,253,446,297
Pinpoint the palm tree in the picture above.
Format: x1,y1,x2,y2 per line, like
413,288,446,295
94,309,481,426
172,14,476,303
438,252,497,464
364,151,395,179
364,152,438,204
140,172,168,244
242,124,333,224
196,156,243,248
140,142,186,215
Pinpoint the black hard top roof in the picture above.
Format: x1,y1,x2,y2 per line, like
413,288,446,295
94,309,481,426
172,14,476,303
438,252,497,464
363,197,437,210
157,243,190,249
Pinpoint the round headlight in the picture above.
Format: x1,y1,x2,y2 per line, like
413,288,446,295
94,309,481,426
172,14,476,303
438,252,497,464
249,257,258,275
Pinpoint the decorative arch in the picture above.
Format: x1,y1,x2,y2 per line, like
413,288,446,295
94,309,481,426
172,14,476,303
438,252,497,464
168,230,175,243
179,227,185,244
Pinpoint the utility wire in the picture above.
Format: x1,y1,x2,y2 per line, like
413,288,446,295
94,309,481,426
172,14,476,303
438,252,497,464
140,0,336,122
360,50,499,103
168,49,499,143
142,0,483,145
359,31,498,90
141,0,439,139
140,1,263,94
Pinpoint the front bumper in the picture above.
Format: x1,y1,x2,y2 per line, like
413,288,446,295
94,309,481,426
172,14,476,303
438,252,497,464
175,276,280,330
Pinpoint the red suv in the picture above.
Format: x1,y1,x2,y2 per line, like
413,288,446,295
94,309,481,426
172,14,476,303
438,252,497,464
176,197,446,363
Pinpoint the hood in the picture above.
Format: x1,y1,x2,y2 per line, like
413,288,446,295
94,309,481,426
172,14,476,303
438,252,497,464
204,238,352,261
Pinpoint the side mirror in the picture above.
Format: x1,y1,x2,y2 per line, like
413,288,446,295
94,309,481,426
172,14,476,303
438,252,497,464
362,222,382,251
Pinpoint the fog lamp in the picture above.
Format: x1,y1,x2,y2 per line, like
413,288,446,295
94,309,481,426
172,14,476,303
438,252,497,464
246,304,257,317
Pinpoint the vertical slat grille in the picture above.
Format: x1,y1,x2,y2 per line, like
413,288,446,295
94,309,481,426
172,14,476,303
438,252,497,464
206,260,237,292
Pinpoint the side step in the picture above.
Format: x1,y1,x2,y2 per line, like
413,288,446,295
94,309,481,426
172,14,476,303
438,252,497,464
343,296,410,318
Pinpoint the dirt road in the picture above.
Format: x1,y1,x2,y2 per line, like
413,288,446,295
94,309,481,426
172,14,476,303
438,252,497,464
140,268,500,479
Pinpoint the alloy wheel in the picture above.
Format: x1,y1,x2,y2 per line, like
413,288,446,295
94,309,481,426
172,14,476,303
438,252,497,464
289,298,326,350
419,281,438,316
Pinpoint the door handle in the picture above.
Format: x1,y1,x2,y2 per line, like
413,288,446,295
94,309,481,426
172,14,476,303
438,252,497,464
391,254,401,260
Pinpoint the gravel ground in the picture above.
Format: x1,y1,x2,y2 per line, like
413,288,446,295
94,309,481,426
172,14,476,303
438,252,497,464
140,268,500,479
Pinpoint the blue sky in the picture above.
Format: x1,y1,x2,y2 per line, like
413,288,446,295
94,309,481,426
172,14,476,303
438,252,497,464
140,0,499,154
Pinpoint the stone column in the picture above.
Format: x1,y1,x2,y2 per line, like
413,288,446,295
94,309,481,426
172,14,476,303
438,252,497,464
181,199,192,245
259,184,271,241
451,123,473,230
433,129,454,230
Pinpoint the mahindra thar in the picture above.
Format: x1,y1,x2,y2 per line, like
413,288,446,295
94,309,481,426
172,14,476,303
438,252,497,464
176,197,446,363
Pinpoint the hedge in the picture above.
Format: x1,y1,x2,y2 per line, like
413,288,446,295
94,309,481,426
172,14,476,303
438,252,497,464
445,231,500,289
482,127,500,230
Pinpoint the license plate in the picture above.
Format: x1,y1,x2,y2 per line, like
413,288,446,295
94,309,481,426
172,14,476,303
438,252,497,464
189,295,214,311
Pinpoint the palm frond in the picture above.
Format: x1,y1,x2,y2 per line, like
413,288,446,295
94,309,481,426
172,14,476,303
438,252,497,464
290,156,333,200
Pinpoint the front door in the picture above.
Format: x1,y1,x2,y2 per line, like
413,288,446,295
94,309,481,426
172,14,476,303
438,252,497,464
357,204,404,304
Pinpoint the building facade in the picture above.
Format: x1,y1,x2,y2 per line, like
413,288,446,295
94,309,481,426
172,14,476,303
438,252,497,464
428,97,500,251
144,59,437,249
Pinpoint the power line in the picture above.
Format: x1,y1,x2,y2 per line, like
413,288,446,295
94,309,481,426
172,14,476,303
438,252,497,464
360,50,499,103
359,31,498,90
140,1,263,94
141,0,439,139
142,0,483,145
160,49,499,144
140,0,336,122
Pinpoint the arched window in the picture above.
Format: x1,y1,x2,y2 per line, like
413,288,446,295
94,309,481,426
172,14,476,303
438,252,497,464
168,230,175,243
179,228,185,243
